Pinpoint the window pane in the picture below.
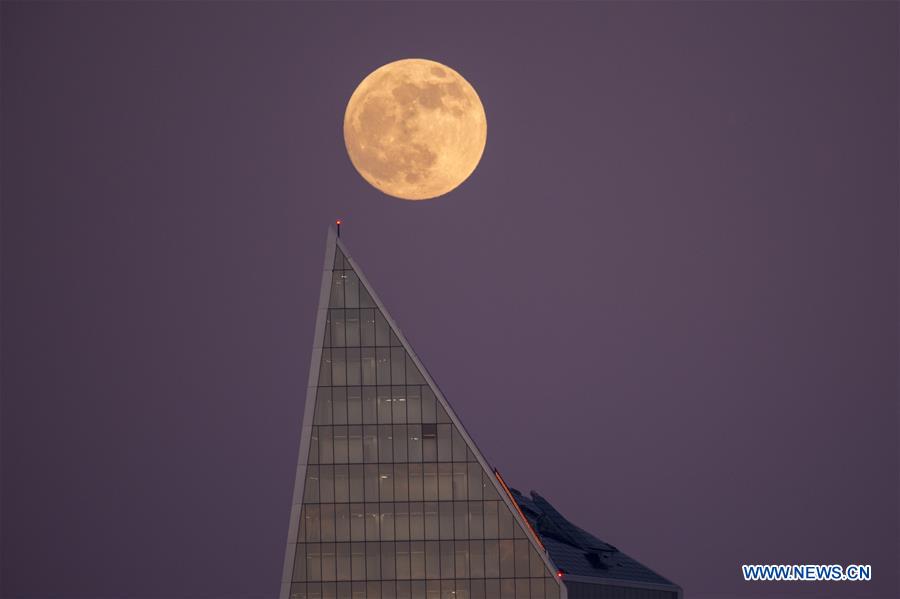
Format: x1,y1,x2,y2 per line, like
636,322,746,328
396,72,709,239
452,463,468,500
365,542,380,579
365,505,380,541
351,543,365,581
333,249,346,270
531,579,546,599
319,466,335,503
424,502,439,540
422,463,438,501
374,310,390,346
305,505,321,542
364,465,379,502
545,579,559,599
391,386,407,423
406,353,425,384
319,349,332,387
348,465,364,502
406,386,422,423
346,388,362,425
320,504,336,542
484,502,498,538
375,348,391,385
362,387,377,424
469,539,485,578
396,541,411,580
377,425,393,463
308,428,320,465
425,541,440,579
408,463,424,501
318,427,334,464
360,309,375,346
455,540,470,578
529,545,546,577
330,310,345,346
335,504,350,541
380,542,395,579
469,501,484,539
347,426,362,463
393,425,408,462
451,426,467,462
515,579,530,599
394,463,409,501
410,541,426,578
438,463,453,501
467,464,482,500
409,502,424,540
395,502,410,541
436,401,450,424
293,544,306,581
349,504,365,542
345,349,360,386
376,386,392,423
362,425,378,463
499,540,514,578
498,503,514,538
315,388,331,425
421,387,436,423
361,349,376,385
421,424,437,461
439,501,453,540
391,348,406,385
345,308,360,345
482,471,500,501
344,271,359,308
331,349,346,386
380,503,395,541
514,539,530,577
334,465,349,502
407,424,423,462
333,427,348,464
454,502,469,539
307,543,322,582
439,540,454,578
436,425,452,462
378,464,394,501
470,579,485,599
332,388,347,425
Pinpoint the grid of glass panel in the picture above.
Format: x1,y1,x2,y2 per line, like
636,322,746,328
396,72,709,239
289,250,559,599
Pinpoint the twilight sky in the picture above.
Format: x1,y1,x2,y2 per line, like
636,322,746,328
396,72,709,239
1,2,897,598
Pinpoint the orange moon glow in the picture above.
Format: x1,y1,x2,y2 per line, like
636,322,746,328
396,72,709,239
343,59,487,201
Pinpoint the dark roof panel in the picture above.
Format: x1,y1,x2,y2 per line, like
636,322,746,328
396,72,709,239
510,487,677,588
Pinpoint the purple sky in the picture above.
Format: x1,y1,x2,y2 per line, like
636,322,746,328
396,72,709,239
2,2,897,598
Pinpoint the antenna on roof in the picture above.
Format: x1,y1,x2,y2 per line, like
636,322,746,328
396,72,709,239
335,219,342,238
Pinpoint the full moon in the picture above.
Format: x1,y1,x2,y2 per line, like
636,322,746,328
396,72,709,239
343,59,487,201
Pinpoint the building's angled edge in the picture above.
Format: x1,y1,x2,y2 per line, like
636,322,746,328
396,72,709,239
335,234,567,599
279,226,338,599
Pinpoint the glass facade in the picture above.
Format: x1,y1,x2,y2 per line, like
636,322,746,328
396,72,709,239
287,247,560,599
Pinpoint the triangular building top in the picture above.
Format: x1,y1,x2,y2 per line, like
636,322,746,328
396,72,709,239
280,227,565,599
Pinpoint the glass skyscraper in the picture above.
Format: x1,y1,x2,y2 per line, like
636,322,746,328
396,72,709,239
280,228,681,599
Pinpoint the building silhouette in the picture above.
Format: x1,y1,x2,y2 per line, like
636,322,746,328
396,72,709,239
281,227,682,599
